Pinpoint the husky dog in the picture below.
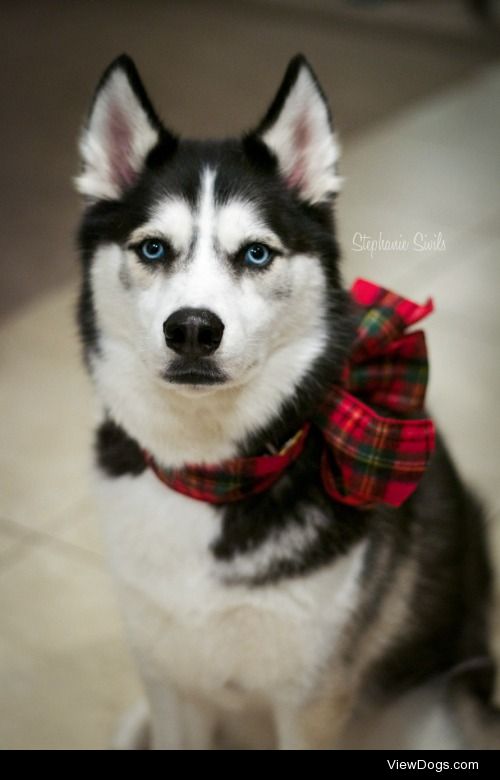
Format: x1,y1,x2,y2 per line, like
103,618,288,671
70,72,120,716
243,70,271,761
76,54,499,749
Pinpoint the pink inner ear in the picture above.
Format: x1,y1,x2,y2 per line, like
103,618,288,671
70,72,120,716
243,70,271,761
107,102,136,190
285,114,310,192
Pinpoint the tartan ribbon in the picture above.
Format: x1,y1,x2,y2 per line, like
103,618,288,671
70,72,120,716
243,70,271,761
145,426,310,504
145,279,436,508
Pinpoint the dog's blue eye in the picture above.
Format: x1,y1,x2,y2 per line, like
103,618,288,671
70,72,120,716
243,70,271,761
243,243,272,268
139,239,166,261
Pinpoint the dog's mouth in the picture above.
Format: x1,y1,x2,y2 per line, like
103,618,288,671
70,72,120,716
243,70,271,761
163,358,228,387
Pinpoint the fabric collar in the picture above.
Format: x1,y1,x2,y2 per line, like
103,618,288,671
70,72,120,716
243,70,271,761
144,279,435,509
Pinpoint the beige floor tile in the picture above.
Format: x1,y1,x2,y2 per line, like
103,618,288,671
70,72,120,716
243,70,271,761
425,319,500,506
409,241,500,348
0,539,141,749
0,453,90,532
426,314,500,616
0,517,32,561
52,495,105,558
470,210,500,243
0,284,95,532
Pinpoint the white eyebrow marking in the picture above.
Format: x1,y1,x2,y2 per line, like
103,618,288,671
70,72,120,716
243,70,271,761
129,197,193,252
195,166,216,257
216,199,284,255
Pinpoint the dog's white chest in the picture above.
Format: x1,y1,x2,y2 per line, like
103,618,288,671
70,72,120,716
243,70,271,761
97,469,365,707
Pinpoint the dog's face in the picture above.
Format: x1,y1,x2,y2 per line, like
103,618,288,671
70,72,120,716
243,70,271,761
77,56,345,445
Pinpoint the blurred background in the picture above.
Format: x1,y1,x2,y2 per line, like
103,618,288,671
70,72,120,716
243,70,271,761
0,0,499,749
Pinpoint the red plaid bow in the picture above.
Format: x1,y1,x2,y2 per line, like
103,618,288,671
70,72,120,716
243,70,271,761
145,279,436,509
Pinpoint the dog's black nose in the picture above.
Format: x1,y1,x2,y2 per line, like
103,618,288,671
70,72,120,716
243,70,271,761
163,308,224,358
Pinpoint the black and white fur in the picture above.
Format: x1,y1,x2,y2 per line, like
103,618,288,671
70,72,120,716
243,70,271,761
76,54,499,749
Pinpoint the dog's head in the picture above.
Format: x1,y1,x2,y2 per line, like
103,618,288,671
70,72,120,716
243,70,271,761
76,55,350,458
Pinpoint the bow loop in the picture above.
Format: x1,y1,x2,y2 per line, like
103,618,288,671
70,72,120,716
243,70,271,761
349,278,433,363
314,280,435,507
344,330,430,413
314,387,435,508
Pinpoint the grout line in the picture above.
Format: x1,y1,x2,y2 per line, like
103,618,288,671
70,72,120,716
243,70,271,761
0,514,104,580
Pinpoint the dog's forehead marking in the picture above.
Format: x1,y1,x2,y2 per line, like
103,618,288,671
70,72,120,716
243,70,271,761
141,196,193,251
195,167,217,255
194,168,283,259
135,198,193,252
129,166,283,261
216,200,282,255
131,168,217,257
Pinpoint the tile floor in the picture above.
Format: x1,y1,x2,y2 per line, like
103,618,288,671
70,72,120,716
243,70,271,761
1,64,499,750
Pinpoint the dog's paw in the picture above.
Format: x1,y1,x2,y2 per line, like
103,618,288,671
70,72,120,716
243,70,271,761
112,700,151,750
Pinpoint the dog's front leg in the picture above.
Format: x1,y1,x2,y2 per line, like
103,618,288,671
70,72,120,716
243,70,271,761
274,704,311,750
144,680,218,750
274,684,355,750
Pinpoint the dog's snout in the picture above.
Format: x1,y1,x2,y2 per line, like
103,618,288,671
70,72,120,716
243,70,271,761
163,308,224,358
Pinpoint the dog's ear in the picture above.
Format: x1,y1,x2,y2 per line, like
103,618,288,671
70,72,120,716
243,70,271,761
251,55,341,204
76,55,174,201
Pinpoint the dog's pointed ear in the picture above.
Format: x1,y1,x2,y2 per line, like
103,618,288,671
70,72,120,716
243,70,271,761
251,55,341,204
76,55,174,201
